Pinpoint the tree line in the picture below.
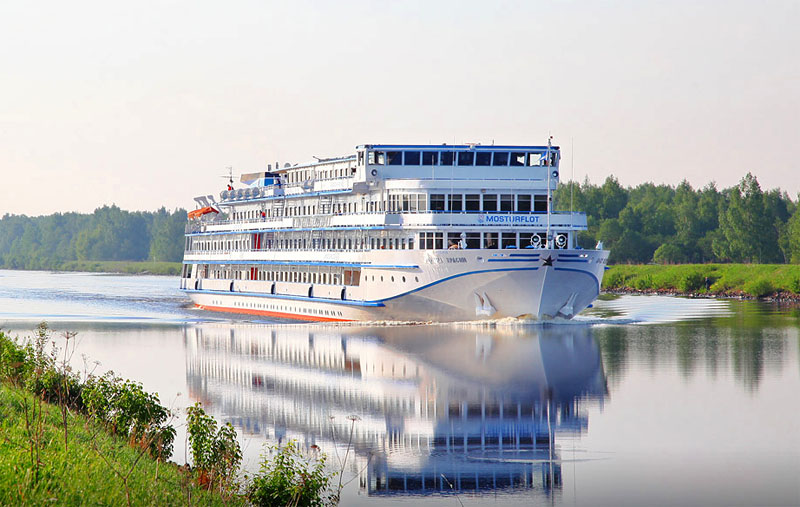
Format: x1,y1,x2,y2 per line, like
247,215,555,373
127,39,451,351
2,173,800,269
0,206,187,269
554,173,800,264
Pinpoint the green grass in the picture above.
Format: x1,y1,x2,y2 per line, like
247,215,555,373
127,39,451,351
0,384,237,506
603,264,800,297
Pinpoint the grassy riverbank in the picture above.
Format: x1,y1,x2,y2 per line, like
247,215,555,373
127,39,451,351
603,264,800,297
0,383,234,505
1,260,182,276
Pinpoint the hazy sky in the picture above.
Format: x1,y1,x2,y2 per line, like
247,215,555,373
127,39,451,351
1,0,798,216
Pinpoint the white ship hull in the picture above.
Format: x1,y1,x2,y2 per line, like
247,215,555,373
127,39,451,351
182,248,608,322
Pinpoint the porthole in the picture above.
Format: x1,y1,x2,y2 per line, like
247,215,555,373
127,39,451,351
402,276,406,283
415,276,419,282
380,276,384,282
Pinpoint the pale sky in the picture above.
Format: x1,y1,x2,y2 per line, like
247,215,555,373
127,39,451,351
1,0,798,216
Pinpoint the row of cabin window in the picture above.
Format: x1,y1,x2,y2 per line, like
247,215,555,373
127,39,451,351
201,265,360,286
285,166,355,184
382,193,547,213
419,231,549,250
367,150,557,167
189,235,416,252
229,193,548,221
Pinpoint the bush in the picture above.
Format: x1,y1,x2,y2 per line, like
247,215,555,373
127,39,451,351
677,271,705,292
186,402,242,496
633,274,653,290
603,270,625,289
248,440,333,507
743,278,774,297
82,372,175,460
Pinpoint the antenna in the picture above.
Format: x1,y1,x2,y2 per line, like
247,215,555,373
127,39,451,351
219,166,235,187
546,136,553,250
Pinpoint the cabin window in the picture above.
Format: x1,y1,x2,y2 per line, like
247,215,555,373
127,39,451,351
418,194,427,211
422,152,437,165
510,152,526,166
465,194,480,211
517,194,532,212
386,151,402,165
430,194,446,211
520,233,537,248
449,194,463,212
439,151,454,165
502,233,518,249
483,232,499,249
358,151,364,165
466,233,480,249
492,152,509,166
475,152,492,166
500,194,514,212
482,194,497,212
457,152,474,166
404,151,421,165
534,194,548,212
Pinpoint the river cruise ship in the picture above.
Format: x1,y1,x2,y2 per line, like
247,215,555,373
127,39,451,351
180,141,609,322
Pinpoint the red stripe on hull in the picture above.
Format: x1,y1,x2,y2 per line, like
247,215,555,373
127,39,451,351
196,304,354,322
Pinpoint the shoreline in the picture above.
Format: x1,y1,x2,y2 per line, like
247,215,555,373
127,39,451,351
603,287,800,304
0,260,181,277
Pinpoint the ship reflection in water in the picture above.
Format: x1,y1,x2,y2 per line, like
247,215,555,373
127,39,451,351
184,323,607,499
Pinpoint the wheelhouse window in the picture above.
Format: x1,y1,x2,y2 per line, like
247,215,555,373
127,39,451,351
527,153,543,166
475,152,492,166
368,151,386,165
510,152,526,166
386,151,402,165
457,152,474,166
439,151,455,165
404,151,421,165
422,152,437,165
492,152,509,166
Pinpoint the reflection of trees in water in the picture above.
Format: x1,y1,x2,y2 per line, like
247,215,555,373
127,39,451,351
594,317,790,392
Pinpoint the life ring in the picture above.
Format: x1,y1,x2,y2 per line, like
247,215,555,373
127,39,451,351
530,234,542,248
555,234,567,248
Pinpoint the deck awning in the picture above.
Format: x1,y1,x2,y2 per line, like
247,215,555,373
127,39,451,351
188,206,219,219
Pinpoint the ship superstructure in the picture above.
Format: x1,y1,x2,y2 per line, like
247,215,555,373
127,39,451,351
181,142,609,322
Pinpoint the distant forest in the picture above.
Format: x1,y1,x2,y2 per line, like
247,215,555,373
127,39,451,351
0,206,186,269
554,173,800,264
2,172,800,269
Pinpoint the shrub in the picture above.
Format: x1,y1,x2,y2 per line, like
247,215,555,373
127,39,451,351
677,271,705,292
82,372,175,460
789,276,800,294
743,278,774,297
186,402,242,496
603,270,625,289
248,440,333,507
633,274,653,290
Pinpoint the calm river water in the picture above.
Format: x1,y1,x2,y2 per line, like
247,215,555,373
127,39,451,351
0,269,798,506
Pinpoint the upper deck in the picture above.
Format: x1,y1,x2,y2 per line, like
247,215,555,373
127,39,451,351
215,143,561,206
